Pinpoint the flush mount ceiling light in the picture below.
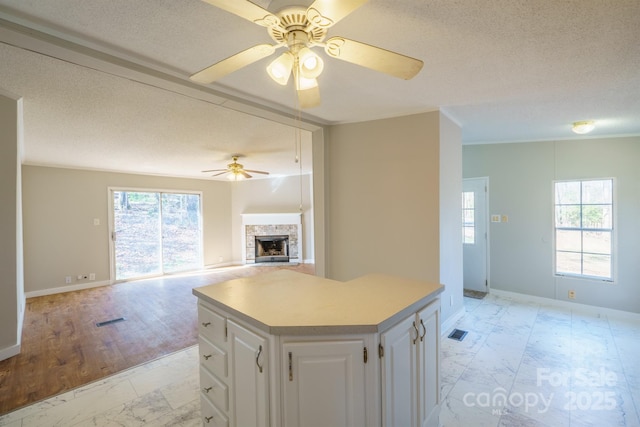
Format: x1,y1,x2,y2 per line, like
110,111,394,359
572,120,596,134
190,0,424,108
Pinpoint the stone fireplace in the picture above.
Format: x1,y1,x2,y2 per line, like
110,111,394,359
241,213,302,264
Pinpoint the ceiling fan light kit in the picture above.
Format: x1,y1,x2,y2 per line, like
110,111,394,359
190,0,424,108
267,52,294,85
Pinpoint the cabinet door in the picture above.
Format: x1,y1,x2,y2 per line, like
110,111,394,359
227,320,269,427
417,302,440,427
283,339,366,427
381,315,419,427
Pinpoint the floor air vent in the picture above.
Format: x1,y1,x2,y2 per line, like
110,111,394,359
96,317,126,327
448,329,468,341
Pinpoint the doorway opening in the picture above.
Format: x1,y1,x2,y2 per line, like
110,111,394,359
110,190,203,281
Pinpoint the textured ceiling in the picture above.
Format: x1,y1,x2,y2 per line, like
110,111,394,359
0,0,639,179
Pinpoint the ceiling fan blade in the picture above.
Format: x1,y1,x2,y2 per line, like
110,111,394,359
190,44,276,84
324,37,423,80
201,168,226,173
240,171,253,179
212,171,229,177
307,0,369,28
244,169,270,175
297,86,321,109
200,0,281,27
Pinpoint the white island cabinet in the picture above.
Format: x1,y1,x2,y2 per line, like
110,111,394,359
193,270,444,427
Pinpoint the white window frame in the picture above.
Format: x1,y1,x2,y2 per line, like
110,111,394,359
553,178,615,282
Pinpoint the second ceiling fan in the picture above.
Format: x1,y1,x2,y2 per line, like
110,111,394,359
190,0,424,108
202,156,270,180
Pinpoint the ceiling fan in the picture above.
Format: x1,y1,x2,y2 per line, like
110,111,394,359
202,156,270,180
190,0,424,108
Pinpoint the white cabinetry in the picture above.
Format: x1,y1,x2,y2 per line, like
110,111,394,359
198,303,229,426
381,300,440,427
283,339,367,427
198,302,271,427
193,271,443,427
227,320,269,427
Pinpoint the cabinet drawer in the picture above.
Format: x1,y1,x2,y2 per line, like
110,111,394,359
198,303,226,346
201,395,229,427
200,337,227,379
200,366,228,411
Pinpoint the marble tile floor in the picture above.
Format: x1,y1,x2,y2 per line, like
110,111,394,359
441,294,640,427
1,293,638,427
0,346,201,426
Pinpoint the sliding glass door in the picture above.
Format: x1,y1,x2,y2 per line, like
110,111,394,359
111,190,202,281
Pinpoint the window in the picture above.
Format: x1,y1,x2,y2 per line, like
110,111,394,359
462,191,475,244
554,179,613,280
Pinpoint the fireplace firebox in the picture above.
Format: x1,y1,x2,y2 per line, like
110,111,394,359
255,235,290,263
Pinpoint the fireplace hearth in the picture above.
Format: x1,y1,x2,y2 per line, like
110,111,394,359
255,235,290,263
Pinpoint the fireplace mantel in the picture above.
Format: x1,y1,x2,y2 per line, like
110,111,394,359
241,213,302,264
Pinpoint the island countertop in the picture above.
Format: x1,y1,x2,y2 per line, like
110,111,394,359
192,269,444,335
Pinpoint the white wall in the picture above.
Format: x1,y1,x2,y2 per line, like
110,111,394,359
22,166,232,294
0,90,24,361
230,174,314,264
464,137,640,313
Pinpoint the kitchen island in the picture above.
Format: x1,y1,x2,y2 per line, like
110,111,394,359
193,269,444,427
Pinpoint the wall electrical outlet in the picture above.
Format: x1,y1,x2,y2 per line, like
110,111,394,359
89,273,96,280
491,214,501,223
65,276,72,284
568,290,576,299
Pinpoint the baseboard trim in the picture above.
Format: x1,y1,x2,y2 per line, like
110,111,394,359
490,288,640,320
0,342,20,362
441,306,466,336
26,280,111,298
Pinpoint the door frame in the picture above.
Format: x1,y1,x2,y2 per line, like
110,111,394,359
462,177,490,293
107,186,204,283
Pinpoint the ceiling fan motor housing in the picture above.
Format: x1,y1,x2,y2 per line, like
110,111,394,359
267,7,327,48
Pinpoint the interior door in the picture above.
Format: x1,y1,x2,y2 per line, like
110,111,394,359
462,178,488,292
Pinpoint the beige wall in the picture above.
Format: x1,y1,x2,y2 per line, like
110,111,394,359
0,91,24,360
464,136,640,313
22,166,232,293
230,174,314,263
325,112,442,284
439,114,464,323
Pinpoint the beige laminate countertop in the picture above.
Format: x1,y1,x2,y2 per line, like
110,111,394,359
192,270,444,335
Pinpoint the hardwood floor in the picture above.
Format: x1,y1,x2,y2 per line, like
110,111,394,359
0,263,314,415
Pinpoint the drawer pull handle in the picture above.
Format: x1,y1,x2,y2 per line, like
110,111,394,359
256,345,264,373
420,319,427,342
204,386,213,393
202,322,211,327
205,416,213,423
203,354,213,360
412,321,419,344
